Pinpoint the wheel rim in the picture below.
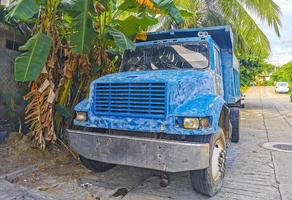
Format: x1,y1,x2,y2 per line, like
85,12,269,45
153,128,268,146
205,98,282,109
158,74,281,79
211,138,225,181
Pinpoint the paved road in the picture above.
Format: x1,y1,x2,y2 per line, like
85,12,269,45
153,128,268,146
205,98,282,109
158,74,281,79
1,86,292,200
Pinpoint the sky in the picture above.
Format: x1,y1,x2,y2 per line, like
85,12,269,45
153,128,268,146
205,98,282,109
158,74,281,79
254,0,292,66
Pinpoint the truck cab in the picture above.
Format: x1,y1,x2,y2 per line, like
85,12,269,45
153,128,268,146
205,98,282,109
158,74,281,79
68,26,241,197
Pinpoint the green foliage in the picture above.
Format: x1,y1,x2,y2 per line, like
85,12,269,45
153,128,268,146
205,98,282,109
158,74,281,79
174,0,281,59
271,62,292,84
55,104,73,119
262,79,275,86
206,0,281,58
241,0,281,36
239,56,275,87
118,14,158,37
61,0,186,55
4,0,186,148
165,2,184,24
5,0,40,21
107,27,136,53
66,0,96,54
14,33,52,81
270,62,292,94
151,0,185,24
178,8,193,17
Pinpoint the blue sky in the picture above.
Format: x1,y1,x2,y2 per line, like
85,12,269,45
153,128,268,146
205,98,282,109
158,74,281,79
254,0,292,66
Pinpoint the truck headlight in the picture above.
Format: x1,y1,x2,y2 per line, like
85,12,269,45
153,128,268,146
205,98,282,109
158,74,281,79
183,118,200,129
182,117,211,129
75,111,87,121
200,117,210,129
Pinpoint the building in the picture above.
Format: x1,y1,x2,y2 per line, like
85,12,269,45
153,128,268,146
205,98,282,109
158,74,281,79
0,21,24,131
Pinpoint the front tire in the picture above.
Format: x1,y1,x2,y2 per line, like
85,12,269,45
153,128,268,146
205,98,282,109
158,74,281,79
79,155,116,172
190,128,226,196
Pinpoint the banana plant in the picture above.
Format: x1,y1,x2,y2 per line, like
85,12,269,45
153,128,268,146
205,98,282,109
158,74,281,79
15,33,52,81
8,0,186,81
5,0,187,149
5,0,40,21
65,0,96,54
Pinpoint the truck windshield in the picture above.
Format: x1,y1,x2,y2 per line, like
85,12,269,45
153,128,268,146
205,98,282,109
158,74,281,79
121,42,209,72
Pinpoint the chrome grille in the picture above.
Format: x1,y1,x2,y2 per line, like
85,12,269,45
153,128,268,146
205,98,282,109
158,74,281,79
93,82,166,118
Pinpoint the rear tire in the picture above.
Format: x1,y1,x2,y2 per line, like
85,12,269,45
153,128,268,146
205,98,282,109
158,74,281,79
79,155,116,172
230,107,240,143
190,128,226,197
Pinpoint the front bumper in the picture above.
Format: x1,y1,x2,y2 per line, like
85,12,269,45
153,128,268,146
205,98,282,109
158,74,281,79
276,88,289,93
67,129,209,172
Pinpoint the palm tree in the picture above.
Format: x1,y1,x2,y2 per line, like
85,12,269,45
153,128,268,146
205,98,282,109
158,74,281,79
173,0,282,58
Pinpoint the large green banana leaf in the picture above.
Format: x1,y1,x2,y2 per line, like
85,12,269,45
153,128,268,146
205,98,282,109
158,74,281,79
67,0,96,54
108,27,136,53
15,33,52,82
5,0,39,21
118,15,158,37
167,3,184,24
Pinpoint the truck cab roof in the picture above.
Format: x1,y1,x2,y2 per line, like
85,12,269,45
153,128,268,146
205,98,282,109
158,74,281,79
137,26,234,52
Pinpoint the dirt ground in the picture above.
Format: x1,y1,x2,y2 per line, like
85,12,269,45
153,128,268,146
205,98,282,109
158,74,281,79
0,133,80,175
0,133,157,200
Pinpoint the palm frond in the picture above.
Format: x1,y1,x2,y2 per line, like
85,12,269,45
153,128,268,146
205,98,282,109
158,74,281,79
239,0,282,36
174,0,206,28
171,0,281,58
201,0,272,58
222,0,271,57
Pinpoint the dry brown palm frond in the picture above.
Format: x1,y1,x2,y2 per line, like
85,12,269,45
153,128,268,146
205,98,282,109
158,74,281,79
22,2,62,149
24,49,58,150
79,54,91,77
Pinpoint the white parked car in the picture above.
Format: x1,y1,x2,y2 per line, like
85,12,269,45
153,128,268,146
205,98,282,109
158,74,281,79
275,82,289,93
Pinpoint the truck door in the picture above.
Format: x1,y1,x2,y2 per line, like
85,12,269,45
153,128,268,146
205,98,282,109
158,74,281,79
214,47,224,96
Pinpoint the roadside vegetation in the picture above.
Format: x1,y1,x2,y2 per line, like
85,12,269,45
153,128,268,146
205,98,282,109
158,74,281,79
240,60,292,94
239,56,275,91
270,62,292,93
271,62,292,83
2,0,282,149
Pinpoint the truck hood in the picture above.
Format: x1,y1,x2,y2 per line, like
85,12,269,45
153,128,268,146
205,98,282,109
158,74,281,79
95,69,211,84
92,69,215,113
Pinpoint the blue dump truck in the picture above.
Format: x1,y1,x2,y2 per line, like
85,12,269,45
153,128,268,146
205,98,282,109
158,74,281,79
68,26,241,196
